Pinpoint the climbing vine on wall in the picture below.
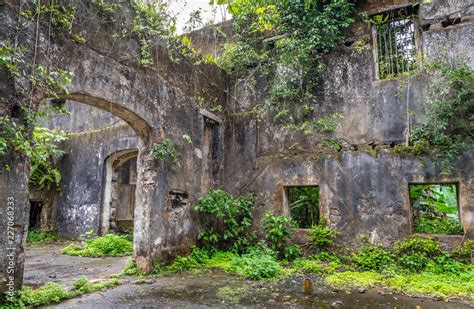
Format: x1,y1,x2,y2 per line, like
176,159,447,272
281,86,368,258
0,4,72,189
410,58,474,172
150,134,193,171
29,127,68,190
210,0,355,133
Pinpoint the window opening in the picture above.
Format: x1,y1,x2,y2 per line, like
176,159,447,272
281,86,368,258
409,184,463,235
374,6,417,79
287,186,320,229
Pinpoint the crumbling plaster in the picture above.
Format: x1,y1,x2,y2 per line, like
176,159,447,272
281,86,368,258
0,0,473,295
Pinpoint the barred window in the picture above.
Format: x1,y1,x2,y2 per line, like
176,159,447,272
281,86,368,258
374,7,417,79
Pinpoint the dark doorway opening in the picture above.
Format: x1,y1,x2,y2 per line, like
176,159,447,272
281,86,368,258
29,201,43,229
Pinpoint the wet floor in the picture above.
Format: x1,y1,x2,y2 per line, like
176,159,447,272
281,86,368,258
24,245,473,309
49,269,473,309
24,242,128,287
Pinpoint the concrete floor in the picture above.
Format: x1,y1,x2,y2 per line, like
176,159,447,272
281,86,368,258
23,244,473,309
24,242,129,288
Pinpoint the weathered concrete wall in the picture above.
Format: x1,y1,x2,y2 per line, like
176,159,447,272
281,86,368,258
51,124,138,239
223,0,474,246
0,0,228,289
1,0,473,295
42,100,127,133
0,153,29,294
249,151,473,247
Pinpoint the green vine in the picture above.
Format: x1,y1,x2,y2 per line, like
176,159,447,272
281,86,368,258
410,58,474,173
211,0,354,134
150,134,193,171
0,10,72,189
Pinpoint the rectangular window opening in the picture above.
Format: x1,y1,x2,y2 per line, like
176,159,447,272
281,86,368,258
409,183,463,235
373,6,418,79
286,186,320,229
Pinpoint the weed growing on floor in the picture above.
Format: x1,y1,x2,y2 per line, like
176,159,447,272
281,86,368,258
26,229,59,245
6,277,119,307
62,234,132,257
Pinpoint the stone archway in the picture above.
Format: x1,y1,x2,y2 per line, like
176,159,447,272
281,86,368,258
1,93,160,293
50,94,160,274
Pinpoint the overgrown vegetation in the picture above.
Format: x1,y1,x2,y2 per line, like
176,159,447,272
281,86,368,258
26,229,59,245
210,0,354,133
410,58,474,172
29,128,68,190
288,186,319,228
0,38,71,188
195,189,254,253
123,246,283,281
62,234,133,257
262,211,299,259
118,189,474,301
150,134,193,171
310,217,337,247
6,277,119,307
410,184,463,235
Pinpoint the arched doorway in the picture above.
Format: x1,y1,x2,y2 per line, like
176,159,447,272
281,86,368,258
101,149,139,235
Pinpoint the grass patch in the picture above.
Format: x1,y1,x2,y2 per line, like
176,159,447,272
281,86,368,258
119,235,474,302
325,271,383,289
9,277,119,307
216,285,250,303
121,247,283,280
227,251,283,280
385,270,474,301
27,229,59,245
62,234,132,257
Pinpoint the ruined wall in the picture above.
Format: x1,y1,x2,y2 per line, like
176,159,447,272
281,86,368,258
0,0,228,289
42,100,127,133
51,124,138,238
249,151,474,247
223,0,474,246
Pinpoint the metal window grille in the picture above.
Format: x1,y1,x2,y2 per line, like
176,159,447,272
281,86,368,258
376,10,416,79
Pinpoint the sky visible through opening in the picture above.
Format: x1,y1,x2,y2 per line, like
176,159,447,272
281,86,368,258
168,0,229,33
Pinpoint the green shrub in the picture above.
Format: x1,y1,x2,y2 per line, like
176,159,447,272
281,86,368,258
219,41,267,72
27,229,59,244
394,236,442,272
426,253,467,275
29,127,68,190
386,270,474,300
313,251,341,263
15,277,120,307
122,259,163,276
195,189,255,253
310,217,336,247
291,257,341,275
352,245,395,272
205,251,238,269
62,234,133,257
262,211,295,259
167,247,211,271
395,236,442,257
284,244,302,261
452,240,473,263
413,217,464,235
398,252,430,273
72,276,119,294
410,59,474,172
228,251,282,280
20,283,72,306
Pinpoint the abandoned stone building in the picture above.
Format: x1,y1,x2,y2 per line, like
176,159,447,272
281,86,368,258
0,0,473,293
